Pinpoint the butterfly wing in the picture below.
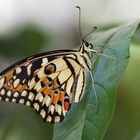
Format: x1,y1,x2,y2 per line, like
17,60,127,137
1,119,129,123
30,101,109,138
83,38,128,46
0,50,86,123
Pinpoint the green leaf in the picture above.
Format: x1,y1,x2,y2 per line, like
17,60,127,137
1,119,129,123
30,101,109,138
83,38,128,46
53,20,139,140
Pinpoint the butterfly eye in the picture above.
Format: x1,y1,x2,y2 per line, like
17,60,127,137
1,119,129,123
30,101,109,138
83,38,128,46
45,63,56,75
84,41,89,47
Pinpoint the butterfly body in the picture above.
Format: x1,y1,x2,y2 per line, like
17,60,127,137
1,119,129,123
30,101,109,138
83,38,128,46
0,42,93,123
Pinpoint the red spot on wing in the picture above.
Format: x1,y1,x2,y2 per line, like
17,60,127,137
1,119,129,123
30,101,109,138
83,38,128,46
64,101,71,111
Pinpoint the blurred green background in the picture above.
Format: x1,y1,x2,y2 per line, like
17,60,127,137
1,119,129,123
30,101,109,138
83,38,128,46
0,1,140,140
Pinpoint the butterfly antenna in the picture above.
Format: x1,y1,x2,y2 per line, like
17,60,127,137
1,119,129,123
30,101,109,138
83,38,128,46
76,6,83,41
76,6,97,41
89,70,99,113
83,26,97,40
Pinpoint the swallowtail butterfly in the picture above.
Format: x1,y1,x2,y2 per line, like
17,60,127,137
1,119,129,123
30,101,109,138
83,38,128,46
0,6,115,123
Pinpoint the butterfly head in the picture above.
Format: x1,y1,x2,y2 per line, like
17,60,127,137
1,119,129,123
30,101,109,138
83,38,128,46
79,40,93,53
78,40,96,70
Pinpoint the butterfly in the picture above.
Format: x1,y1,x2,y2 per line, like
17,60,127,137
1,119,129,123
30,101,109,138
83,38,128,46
0,6,114,123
